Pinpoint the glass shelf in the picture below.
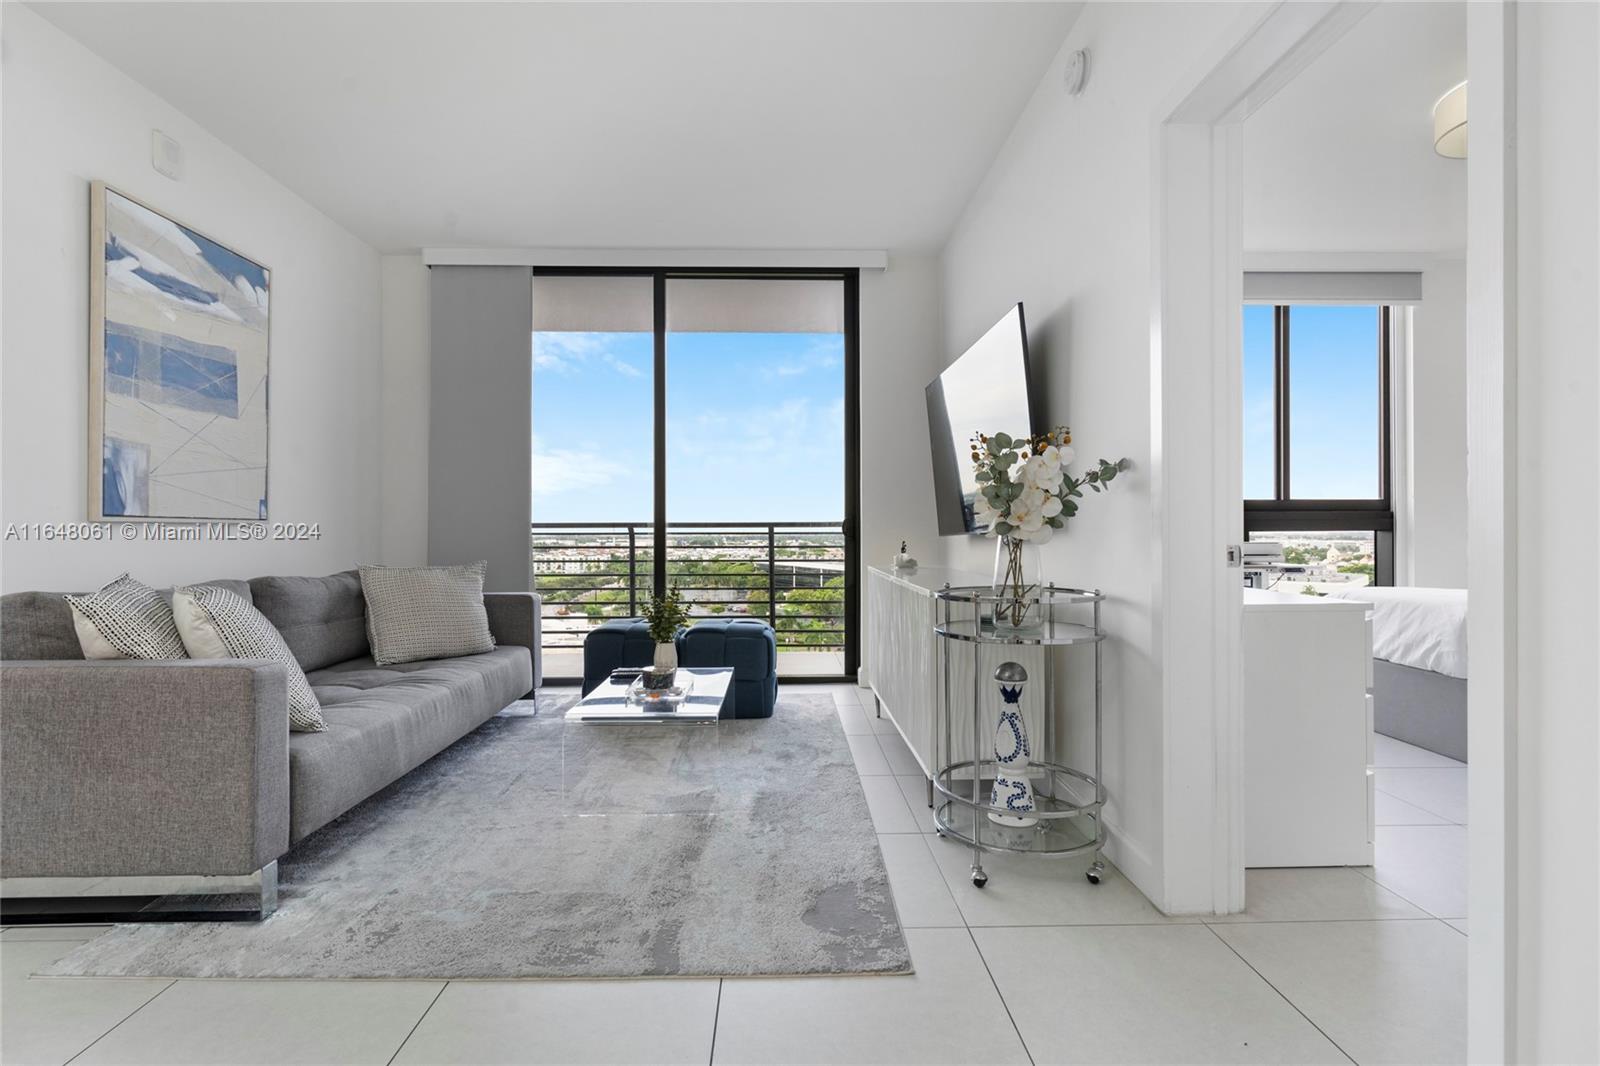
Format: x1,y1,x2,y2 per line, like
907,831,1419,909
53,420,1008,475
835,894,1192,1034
933,619,1102,646
934,583,1104,606
934,798,1105,860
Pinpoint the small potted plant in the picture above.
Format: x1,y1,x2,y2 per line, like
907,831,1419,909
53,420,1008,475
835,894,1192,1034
642,586,691,687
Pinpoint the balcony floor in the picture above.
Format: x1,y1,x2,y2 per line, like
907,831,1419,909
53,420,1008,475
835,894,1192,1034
541,648,845,681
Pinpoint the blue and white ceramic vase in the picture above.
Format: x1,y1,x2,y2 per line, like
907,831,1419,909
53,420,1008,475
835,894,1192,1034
989,661,1039,827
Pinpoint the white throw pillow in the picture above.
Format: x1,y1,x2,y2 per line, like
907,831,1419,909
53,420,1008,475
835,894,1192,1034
64,574,188,660
173,585,326,732
358,561,495,666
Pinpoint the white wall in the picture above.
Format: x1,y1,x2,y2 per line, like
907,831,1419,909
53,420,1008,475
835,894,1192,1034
1512,2,1599,1059
1409,258,1468,587
936,1,1248,905
379,255,430,567
0,6,383,592
1243,2,1469,589
858,256,944,589
1242,3,1467,257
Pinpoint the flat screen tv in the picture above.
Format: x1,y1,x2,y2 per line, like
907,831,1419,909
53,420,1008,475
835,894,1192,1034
926,303,1036,536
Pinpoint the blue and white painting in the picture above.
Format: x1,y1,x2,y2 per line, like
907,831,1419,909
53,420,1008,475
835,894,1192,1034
92,184,269,520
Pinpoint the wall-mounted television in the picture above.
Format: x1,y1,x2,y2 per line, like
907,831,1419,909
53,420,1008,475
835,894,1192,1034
926,303,1036,536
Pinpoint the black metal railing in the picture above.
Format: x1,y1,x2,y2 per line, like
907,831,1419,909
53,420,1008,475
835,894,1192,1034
531,522,846,657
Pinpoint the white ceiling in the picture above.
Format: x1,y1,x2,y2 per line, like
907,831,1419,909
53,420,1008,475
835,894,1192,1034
33,1,1083,254
1244,1,1467,254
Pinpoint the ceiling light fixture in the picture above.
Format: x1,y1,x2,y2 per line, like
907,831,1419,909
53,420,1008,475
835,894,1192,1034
1433,80,1467,158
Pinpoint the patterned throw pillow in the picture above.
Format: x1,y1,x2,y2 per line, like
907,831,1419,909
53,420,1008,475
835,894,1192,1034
172,584,326,732
64,574,188,660
358,561,495,666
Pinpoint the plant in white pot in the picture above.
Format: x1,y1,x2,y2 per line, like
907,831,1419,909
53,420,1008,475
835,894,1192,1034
642,586,692,685
970,427,1126,630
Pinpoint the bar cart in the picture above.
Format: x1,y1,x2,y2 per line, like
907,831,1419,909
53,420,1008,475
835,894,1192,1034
932,583,1106,888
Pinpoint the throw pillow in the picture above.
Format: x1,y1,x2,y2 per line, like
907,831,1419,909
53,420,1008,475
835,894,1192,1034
64,574,188,660
173,584,326,732
358,561,495,666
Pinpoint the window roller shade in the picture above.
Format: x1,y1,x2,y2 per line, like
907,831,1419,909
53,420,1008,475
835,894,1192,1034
1243,271,1423,305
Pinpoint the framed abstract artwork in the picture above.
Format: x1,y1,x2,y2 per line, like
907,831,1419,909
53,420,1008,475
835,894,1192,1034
89,182,270,521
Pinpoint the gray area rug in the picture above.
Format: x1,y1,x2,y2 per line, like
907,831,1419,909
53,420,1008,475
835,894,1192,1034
43,692,911,980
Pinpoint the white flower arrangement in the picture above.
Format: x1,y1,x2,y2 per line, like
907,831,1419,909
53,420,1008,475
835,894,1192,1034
970,427,1127,628
969,428,1124,542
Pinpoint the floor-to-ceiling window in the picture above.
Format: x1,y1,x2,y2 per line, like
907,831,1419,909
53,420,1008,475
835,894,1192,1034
531,270,859,681
1243,302,1395,592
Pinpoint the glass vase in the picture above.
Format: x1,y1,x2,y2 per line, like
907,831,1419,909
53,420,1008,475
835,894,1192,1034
990,535,1042,631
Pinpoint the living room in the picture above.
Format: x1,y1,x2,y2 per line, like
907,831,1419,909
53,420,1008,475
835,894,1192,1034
2,3,1596,1065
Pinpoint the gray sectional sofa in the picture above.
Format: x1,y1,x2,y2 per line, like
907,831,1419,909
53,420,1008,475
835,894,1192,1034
0,571,540,915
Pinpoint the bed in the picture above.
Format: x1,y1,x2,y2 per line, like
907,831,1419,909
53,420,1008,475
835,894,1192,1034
1322,586,1468,762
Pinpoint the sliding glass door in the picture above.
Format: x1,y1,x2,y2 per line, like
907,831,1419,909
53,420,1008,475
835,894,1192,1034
530,270,859,682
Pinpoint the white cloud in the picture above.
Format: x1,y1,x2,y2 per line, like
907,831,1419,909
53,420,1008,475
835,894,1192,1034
601,353,643,378
532,332,646,378
530,435,632,498
768,336,843,379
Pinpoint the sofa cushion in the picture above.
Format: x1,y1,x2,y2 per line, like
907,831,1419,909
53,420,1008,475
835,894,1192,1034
290,646,532,841
248,570,368,672
1,593,86,661
175,584,325,733
358,562,494,666
65,574,188,661
2,578,252,662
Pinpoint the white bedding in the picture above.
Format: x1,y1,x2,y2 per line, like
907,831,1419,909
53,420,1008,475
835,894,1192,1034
1322,586,1468,679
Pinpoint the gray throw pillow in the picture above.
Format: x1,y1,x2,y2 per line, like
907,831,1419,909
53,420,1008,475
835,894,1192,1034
64,574,188,660
172,584,326,732
358,561,495,666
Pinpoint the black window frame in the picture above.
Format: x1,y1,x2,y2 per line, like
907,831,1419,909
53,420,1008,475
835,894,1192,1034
1244,303,1395,586
530,265,862,681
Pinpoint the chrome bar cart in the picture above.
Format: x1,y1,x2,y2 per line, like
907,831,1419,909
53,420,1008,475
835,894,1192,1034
932,583,1106,888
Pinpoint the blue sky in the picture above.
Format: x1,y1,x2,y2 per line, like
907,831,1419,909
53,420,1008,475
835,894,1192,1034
532,331,844,523
1243,305,1381,500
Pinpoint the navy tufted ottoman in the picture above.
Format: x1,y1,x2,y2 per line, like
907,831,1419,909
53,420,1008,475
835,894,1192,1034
580,619,656,696
581,617,778,718
677,618,778,719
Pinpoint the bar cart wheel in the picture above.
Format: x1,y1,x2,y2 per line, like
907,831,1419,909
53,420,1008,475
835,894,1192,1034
1086,861,1105,885
971,866,988,888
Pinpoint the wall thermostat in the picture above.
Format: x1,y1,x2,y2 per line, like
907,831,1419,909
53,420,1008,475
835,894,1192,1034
1063,49,1089,96
152,130,183,180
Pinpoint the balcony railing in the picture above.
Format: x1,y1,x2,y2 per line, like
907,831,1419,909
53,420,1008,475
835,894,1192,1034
531,522,847,673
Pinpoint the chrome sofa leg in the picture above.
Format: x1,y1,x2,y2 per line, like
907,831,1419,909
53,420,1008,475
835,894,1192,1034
257,861,278,919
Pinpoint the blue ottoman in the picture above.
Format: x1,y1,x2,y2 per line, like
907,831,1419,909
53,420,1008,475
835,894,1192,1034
580,619,657,695
678,618,778,719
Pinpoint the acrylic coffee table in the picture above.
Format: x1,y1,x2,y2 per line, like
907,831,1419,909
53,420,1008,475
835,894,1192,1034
563,666,734,724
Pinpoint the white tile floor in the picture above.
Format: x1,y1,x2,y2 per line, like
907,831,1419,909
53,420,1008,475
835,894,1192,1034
0,686,1467,1066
